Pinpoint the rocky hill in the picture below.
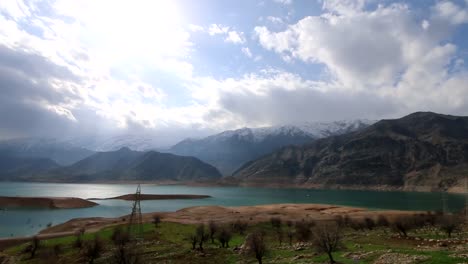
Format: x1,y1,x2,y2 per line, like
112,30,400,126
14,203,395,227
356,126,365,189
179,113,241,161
233,112,468,192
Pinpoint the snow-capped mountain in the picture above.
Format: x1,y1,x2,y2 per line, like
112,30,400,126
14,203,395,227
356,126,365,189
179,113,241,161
168,120,375,175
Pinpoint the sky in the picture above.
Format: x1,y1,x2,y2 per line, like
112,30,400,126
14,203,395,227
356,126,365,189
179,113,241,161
1,0,468,146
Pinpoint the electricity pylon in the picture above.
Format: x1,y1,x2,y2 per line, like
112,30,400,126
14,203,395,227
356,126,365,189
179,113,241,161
127,184,143,239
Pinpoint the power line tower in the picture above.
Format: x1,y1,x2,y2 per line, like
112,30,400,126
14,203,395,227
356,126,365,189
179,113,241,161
127,184,143,239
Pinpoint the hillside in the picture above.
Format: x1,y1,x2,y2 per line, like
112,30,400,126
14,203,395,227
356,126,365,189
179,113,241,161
41,147,222,182
233,112,468,192
169,121,371,175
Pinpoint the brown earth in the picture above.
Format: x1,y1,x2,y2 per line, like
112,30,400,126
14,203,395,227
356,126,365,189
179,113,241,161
0,196,98,209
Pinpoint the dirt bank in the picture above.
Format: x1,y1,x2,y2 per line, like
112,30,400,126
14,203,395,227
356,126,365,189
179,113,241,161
0,196,98,209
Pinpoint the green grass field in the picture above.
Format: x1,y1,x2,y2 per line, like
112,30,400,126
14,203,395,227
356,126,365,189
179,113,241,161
2,219,467,264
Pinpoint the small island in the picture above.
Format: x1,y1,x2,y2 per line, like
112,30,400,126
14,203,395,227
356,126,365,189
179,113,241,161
90,193,212,201
0,196,98,209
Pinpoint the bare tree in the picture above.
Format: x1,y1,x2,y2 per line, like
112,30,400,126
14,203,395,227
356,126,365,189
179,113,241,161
208,220,218,244
364,217,375,230
232,219,248,235
83,235,104,264
244,231,267,264
188,233,198,250
287,229,294,246
270,217,282,229
152,215,161,229
312,222,342,264
217,228,232,248
295,220,313,242
390,216,417,237
111,226,130,246
29,236,40,259
376,215,389,227
112,243,142,264
196,224,209,251
438,214,463,238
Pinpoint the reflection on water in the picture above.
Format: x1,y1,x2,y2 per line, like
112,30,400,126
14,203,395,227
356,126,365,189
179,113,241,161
0,182,465,238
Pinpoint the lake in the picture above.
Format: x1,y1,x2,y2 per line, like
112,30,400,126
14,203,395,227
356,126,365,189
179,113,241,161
0,182,465,238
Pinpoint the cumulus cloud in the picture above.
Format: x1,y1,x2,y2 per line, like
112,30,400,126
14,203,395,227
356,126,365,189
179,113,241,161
1,0,468,146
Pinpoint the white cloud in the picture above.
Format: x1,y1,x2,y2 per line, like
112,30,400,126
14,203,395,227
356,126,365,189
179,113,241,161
266,16,284,24
422,19,430,30
188,24,204,32
273,0,292,5
241,47,253,58
433,1,468,25
208,24,230,35
225,31,245,44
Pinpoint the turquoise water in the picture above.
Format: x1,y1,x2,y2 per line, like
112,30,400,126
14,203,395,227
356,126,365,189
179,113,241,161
0,182,465,238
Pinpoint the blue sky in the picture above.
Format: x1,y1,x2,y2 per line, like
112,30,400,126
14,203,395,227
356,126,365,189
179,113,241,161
1,0,468,145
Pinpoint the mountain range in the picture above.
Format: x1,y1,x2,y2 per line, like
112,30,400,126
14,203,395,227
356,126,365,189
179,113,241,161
4,147,221,182
168,120,373,175
232,112,468,192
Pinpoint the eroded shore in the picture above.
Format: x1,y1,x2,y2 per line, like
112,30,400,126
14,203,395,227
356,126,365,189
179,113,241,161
0,196,98,209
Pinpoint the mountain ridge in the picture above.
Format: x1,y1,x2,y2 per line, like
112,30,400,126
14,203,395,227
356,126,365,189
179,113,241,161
232,112,468,192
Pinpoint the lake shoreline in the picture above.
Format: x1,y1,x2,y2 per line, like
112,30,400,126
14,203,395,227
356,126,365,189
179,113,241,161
2,179,465,194
0,203,422,250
